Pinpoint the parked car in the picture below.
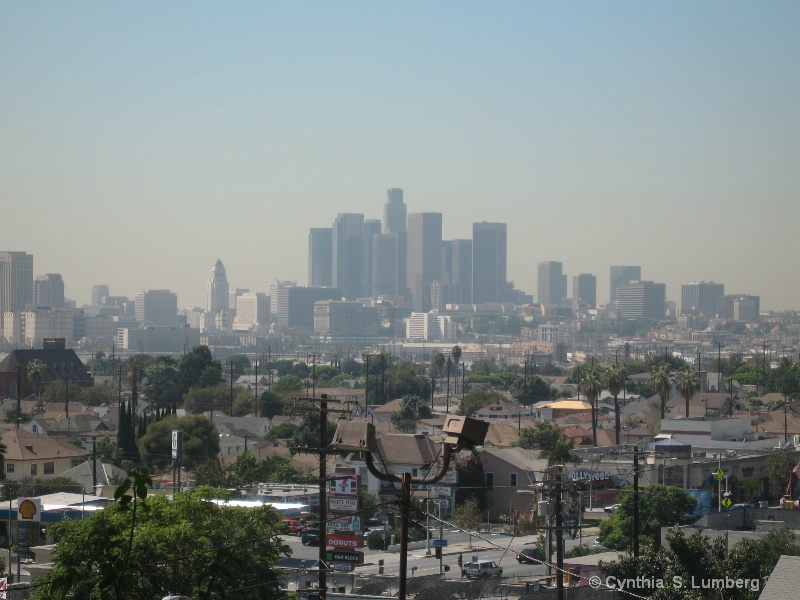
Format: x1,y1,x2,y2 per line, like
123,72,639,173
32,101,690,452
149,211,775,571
301,528,320,546
283,518,308,535
462,560,503,579
604,504,620,513
515,547,545,564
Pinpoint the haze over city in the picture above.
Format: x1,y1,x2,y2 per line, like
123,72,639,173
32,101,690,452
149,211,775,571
2,2,798,311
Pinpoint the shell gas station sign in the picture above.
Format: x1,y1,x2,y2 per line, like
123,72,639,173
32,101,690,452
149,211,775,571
17,498,42,523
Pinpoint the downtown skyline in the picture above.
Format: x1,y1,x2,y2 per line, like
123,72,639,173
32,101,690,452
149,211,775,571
2,2,797,311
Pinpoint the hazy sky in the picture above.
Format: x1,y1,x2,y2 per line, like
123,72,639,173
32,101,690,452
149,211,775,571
2,2,798,311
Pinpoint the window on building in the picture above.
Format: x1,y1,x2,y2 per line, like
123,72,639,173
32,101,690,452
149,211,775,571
486,472,494,490
6,464,13,473
510,473,517,487
44,462,55,475
30,464,37,476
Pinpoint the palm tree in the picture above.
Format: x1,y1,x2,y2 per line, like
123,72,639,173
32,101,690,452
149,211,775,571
125,357,144,417
26,358,46,397
432,351,445,385
543,436,582,466
451,345,462,394
580,363,603,447
675,368,700,418
649,363,673,419
604,362,628,445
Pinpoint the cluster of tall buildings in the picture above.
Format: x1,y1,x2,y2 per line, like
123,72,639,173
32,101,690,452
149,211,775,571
0,214,765,350
309,188,512,312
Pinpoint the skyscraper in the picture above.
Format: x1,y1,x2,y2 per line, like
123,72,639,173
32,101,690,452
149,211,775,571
91,284,110,306
34,273,65,308
681,281,724,316
0,251,33,328
206,259,229,316
372,233,401,298
308,227,333,287
572,273,597,308
472,222,507,304
135,290,178,327
383,188,407,234
442,239,472,305
332,213,366,299
616,281,666,320
406,213,442,312
610,266,641,304
537,261,567,306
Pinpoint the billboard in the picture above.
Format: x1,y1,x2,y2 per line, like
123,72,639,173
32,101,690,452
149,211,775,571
329,496,361,512
329,475,359,496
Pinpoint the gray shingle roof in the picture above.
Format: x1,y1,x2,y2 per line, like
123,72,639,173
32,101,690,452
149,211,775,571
759,555,800,600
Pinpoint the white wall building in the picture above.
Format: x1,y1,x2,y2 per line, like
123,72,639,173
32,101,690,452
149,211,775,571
234,292,270,331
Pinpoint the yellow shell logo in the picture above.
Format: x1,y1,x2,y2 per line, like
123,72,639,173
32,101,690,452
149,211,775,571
18,499,37,520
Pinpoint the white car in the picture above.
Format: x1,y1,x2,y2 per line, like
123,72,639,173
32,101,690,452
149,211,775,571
604,504,620,513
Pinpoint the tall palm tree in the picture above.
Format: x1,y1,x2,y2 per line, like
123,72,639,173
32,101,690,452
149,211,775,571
649,363,673,419
580,364,603,447
451,345,462,394
604,362,628,445
26,358,46,397
675,368,700,418
432,351,446,385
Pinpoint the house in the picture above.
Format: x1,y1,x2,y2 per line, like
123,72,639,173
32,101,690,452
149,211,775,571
474,399,531,421
758,554,800,599
531,399,593,421
478,446,549,521
2,429,90,480
0,340,93,398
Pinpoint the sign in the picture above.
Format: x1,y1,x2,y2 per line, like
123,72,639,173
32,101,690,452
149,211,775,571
329,496,361,512
715,468,725,482
441,470,458,485
332,563,353,572
329,475,359,496
0,576,6,600
432,539,448,547
325,550,364,564
172,430,183,460
721,497,732,508
326,535,363,549
326,516,362,532
428,486,452,497
17,498,41,523
569,470,610,483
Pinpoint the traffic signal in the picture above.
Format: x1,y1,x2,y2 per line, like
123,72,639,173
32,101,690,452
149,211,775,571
378,559,384,575
435,546,442,559
457,554,463,568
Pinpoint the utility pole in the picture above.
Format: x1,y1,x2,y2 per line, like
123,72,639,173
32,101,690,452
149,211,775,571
633,447,640,557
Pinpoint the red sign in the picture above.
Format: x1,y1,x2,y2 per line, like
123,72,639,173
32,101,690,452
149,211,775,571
326,534,363,549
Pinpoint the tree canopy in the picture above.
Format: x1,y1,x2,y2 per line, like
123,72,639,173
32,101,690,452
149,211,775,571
38,484,290,600
137,414,220,469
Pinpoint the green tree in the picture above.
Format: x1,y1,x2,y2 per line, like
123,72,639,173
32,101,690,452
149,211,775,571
598,484,698,551
226,353,251,375
458,389,505,417
265,422,299,441
765,448,799,498
390,395,432,432
675,367,700,418
26,358,46,396
137,415,220,470
451,345,462,394
39,482,289,600
514,421,581,465
192,457,228,488
289,415,336,454
452,497,482,548
184,384,232,415
143,357,180,410
579,364,603,447
649,363,673,419
455,451,488,511
178,345,220,396
274,375,303,396
604,362,628,445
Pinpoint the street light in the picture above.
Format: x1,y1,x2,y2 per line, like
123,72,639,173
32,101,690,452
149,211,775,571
332,415,488,600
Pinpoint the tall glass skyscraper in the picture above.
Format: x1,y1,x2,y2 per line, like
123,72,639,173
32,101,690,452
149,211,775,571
537,261,567,306
308,227,333,287
406,212,442,312
472,222,507,304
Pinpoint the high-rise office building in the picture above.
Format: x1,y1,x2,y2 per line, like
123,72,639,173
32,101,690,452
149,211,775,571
92,284,110,306
272,284,341,329
442,239,472,305
234,292,270,330
406,213,442,312
472,222,507,305
135,289,178,327
572,273,597,308
308,227,333,287
34,273,65,308
0,251,33,328
719,295,760,322
610,266,641,304
681,281,724,316
372,233,401,298
332,213,366,299
383,188,407,234
363,219,382,297
615,281,666,320
206,259,229,316
537,261,567,306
